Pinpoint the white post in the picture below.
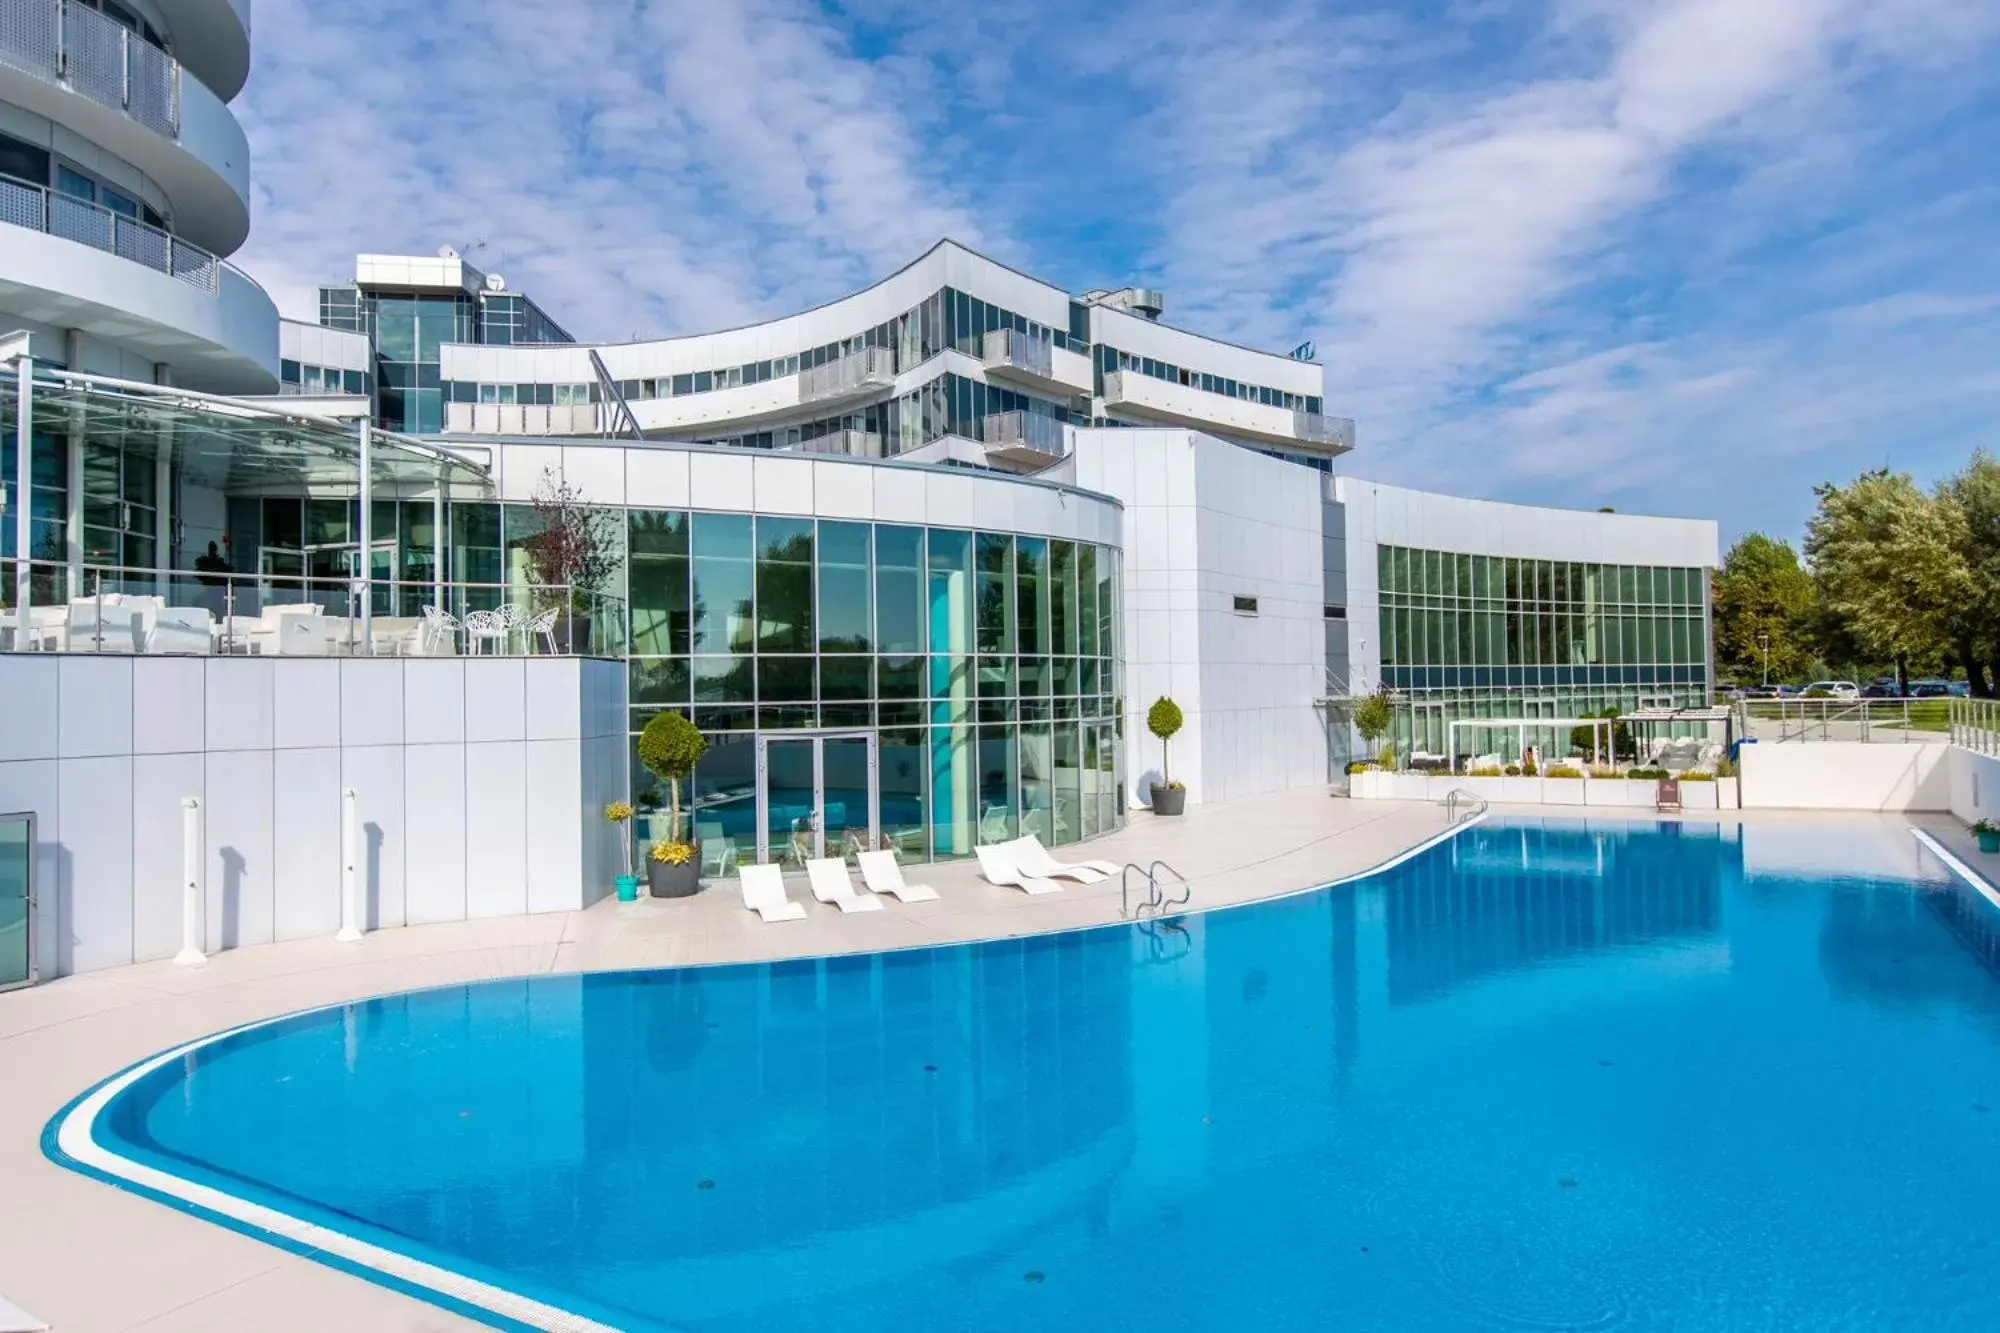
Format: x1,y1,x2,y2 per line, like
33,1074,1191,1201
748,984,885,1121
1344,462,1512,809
356,422,373,654
174,797,205,965
12,352,31,646
337,786,363,942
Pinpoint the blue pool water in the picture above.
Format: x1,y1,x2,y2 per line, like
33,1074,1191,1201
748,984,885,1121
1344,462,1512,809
56,819,2000,1331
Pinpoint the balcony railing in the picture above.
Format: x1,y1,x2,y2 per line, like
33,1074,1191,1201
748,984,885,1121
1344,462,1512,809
1293,411,1357,450
799,346,895,405
1950,697,2000,756
981,327,1054,380
0,0,182,138
793,429,883,459
981,409,1067,464
0,170,219,290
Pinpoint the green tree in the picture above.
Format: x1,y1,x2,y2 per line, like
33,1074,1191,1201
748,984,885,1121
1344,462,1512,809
1940,450,2000,697
637,711,708,845
1147,697,1184,785
1353,687,1394,755
1712,533,1817,684
1804,469,1970,696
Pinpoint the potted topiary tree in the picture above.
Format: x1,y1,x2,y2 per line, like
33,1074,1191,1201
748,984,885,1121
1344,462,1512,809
1148,696,1186,815
637,710,708,897
1975,819,2000,854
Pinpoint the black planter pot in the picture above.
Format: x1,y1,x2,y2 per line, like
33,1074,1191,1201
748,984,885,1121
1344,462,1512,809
647,852,701,898
553,612,593,655
1151,784,1186,816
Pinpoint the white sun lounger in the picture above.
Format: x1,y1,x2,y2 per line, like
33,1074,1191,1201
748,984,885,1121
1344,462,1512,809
975,844,1063,895
1008,834,1120,883
806,857,884,913
739,863,808,923
856,849,940,903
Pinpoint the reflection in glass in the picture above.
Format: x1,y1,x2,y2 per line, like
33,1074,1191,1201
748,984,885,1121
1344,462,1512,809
879,728,928,859
978,725,1018,844
929,725,973,857
629,510,690,655
874,525,924,654
817,521,871,652
692,514,754,654
756,517,814,653
765,739,816,866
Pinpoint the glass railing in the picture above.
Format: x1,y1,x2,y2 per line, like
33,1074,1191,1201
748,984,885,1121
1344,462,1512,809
0,558,629,657
0,0,182,138
0,170,220,291
981,409,1067,459
982,328,1054,379
799,347,895,404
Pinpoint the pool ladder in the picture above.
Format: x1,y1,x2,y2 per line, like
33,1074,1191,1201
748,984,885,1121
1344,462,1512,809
1442,789,1489,825
1120,860,1192,919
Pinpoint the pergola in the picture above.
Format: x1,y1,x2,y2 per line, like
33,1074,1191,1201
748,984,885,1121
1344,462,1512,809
1446,717,1614,766
1617,706,1736,757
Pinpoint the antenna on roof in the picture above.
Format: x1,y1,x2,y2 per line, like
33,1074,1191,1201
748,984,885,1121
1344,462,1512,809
1289,340,1316,361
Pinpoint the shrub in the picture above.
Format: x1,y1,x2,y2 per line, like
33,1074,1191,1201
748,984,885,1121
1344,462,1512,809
1679,770,1716,782
1625,767,1670,780
649,840,695,865
1588,763,1621,780
638,711,708,845
1504,764,1522,776
1148,696,1184,786
1546,764,1585,779
1346,761,1372,776
1468,765,1504,777
1974,819,1999,836
1520,760,1539,777
1715,756,1738,778
1376,743,1397,771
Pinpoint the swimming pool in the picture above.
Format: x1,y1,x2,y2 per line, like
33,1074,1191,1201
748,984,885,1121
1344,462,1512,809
46,818,2000,1331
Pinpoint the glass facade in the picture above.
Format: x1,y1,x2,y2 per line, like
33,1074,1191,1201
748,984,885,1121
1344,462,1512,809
624,514,1123,862
1374,545,1710,759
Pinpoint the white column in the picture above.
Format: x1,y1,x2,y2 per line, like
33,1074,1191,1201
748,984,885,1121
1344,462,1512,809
356,422,373,653
174,797,206,965
154,436,174,600
336,787,364,942
11,353,30,645
431,469,445,613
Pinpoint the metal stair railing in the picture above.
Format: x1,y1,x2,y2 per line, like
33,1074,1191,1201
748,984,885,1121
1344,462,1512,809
1119,859,1192,918
1442,788,1489,825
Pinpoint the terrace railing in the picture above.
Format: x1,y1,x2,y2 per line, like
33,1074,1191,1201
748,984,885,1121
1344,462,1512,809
1735,696,1953,744
1950,697,2000,756
0,170,220,290
0,0,182,138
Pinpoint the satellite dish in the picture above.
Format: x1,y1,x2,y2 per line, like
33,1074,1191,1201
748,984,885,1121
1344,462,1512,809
485,273,506,292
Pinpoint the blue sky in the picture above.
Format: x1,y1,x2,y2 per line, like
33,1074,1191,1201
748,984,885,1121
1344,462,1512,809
231,0,2000,546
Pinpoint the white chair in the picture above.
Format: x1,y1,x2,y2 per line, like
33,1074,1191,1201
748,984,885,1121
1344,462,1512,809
462,609,507,655
857,850,939,903
146,606,215,655
806,857,883,913
526,606,559,654
975,844,1062,896
738,863,808,923
418,604,461,655
63,597,143,652
979,804,1014,845
1009,834,1120,882
498,602,530,652
251,609,327,656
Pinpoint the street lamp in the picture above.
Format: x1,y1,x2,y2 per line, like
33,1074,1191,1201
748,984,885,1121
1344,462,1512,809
1759,632,1770,688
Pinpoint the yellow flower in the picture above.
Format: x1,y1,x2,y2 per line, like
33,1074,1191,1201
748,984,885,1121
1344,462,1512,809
649,840,695,865
603,801,634,824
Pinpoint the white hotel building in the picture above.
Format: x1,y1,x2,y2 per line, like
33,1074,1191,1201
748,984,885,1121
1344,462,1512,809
0,3,1717,988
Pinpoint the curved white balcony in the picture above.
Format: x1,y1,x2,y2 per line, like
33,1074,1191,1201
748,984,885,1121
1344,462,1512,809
1102,370,1355,455
981,329,1092,397
152,0,250,101
0,0,251,253
0,178,276,392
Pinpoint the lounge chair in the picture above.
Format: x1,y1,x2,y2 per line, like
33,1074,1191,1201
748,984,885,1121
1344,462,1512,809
1008,834,1120,883
975,844,1063,896
856,850,939,903
805,857,884,913
738,863,807,923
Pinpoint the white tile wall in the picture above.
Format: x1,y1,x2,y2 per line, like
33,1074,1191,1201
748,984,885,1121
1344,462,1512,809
59,755,133,972
403,744,469,924
403,660,466,744
272,748,341,939
132,657,204,755
131,752,202,961
57,657,132,759
205,748,274,951
752,455,815,515
272,657,341,749
340,659,406,747
689,451,754,512
626,447,692,509
464,740,528,918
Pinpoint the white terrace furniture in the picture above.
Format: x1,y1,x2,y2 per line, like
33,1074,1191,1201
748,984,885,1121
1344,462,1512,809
417,605,461,655
527,606,559,654
1008,834,1119,883
462,609,508,655
146,605,215,654
738,863,808,923
806,857,884,913
975,844,1062,896
696,820,738,878
857,850,939,903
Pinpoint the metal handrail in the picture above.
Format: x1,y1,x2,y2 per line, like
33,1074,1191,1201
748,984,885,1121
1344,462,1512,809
1736,695,1955,744
1443,788,1488,825
1951,697,2000,756
0,169,219,291
1119,858,1191,918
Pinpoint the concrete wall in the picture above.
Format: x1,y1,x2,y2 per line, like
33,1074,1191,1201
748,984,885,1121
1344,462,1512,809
0,654,627,979
1072,429,1324,808
1949,746,2000,825
1738,742,1952,812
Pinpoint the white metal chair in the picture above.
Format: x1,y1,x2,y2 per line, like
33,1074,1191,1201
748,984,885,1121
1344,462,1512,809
498,602,530,653
526,606,559,654
975,844,1062,896
806,857,883,913
857,850,939,903
418,604,461,655
738,863,808,923
461,609,507,655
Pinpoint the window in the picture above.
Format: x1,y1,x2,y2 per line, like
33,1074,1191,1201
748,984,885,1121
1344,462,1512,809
1234,595,1259,615
1324,605,1345,620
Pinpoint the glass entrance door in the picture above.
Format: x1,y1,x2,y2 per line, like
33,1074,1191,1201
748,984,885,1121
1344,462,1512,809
0,813,35,992
755,733,879,867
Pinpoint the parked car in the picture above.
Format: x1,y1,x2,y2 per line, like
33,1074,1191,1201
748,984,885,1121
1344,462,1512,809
1909,679,1952,698
1739,685,1780,699
1802,680,1860,699
1860,681,1898,698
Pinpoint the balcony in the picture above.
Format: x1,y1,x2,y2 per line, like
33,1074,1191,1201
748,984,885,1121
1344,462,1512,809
798,346,896,407
0,171,219,290
793,429,883,459
1101,370,1355,455
445,402,602,436
0,0,251,252
981,328,1093,396
981,410,1067,469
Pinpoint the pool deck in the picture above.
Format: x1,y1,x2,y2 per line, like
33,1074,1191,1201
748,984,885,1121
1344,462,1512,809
0,793,1978,1332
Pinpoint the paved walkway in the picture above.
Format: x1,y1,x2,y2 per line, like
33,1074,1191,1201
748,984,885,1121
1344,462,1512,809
0,789,1457,1333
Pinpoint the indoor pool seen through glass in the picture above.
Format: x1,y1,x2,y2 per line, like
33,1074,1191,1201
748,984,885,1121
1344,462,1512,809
70,819,2000,1331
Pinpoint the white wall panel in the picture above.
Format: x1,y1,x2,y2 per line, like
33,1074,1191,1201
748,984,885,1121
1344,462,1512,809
689,451,754,512
340,658,405,747
204,748,273,951
525,658,583,741
0,657,60,760
131,752,203,962
465,658,527,742
402,659,466,745
464,740,528,918
342,745,406,930
272,657,340,749
56,657,132,759
58,756,132,973
132,656,204,755
205,658,274,751
525,738,584,914
403,744,469,924
752,455,815,515
272,747,341,940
